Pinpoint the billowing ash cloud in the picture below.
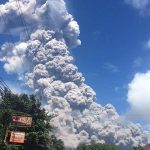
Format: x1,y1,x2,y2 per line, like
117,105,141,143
0,0,80,47
0,0,148,149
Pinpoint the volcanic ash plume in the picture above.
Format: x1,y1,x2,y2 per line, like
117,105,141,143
0,0,148,149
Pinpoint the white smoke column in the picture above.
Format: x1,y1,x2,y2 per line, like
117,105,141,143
0,0,148,149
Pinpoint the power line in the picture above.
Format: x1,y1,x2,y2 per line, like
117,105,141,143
0,77,11,97
15,0,30,40
0,0,29,41
0,77,10,91
15,0,46,43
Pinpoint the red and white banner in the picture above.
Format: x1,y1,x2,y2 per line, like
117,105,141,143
12,116,32,126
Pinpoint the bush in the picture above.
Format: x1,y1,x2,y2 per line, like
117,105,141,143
77,143,118,150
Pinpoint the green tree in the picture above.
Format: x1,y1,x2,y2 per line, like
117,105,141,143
76,143,118,150
133,145,143,150
49,135,65,150
0,89,65,150
0,109,14,139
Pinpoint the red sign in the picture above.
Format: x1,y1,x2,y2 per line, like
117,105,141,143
10,131,25,143
12,116,32,126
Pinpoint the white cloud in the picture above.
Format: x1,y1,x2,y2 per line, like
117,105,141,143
114,86,121,92
125,0,150,14
145,39,150,49
127,71,150,122
132,57,143,68
103,62,119,73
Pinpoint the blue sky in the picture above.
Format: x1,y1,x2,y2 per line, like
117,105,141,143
68,0,150,114
1,0,150,116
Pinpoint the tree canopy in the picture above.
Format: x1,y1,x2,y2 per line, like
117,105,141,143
76,143,118,150
0,89,65,150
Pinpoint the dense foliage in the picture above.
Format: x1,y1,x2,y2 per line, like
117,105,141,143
76,143,118,150
133,145,143,150
0,89,65,150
